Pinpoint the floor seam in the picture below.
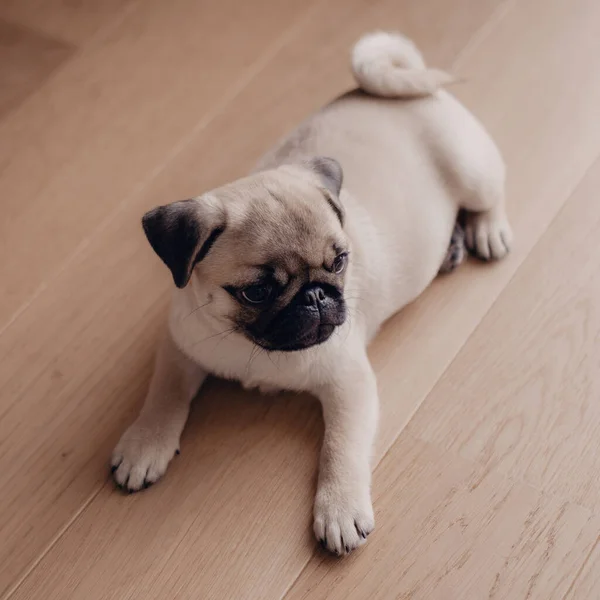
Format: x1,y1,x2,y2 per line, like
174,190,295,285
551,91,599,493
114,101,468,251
452,0,518,71
0,0,322,342
7,0,599,595
0,0,146,339
562,533,600,600
2,479,108,600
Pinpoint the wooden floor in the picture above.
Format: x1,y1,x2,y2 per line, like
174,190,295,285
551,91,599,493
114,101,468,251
2,0,600,598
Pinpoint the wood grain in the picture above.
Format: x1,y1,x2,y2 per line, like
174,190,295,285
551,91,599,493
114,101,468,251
408,154,600,509
358,0,600,460
0,0,502,334
285,437,599,600
0,0,315,332
0,0,502,597
2,0,600,597
564,539,600,599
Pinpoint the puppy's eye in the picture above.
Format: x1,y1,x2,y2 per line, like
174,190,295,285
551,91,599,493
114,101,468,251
240,283,273,305
332,252,348,274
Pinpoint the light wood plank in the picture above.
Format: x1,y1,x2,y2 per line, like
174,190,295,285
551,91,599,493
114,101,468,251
6,0,600,597
0,0,502,596
0,0,314,333
285,437,599,600
9,384,323,600
408,154,600,509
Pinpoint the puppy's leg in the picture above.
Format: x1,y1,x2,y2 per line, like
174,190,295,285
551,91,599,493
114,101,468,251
111,332,206,492
313,354,378,555
450,133,513,261
464,205,512,261
461,176,513,262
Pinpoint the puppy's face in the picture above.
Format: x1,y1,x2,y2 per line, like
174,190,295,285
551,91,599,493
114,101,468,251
143,157,349,351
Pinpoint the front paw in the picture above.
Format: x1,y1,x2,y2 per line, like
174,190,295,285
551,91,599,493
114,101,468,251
110,422,180,493
313,484,375,556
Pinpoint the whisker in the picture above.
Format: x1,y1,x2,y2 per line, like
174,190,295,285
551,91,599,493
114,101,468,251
191,326,237,347
183,298,212,320
344,297,366,305
265,348,281,371
341,317,354,344
347,306,367,319
213,326,240,353
245,344,261,376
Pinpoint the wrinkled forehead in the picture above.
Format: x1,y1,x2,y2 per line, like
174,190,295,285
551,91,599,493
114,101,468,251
207,171,347,280
227,208,343,279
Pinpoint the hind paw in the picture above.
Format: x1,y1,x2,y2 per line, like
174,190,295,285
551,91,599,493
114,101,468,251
439,222,466,274
464,210,513,261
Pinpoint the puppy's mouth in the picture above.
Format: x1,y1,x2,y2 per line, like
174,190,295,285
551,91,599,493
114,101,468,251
253,322,337,352
242,283,346,352
274,323,336,352
247,310,345,352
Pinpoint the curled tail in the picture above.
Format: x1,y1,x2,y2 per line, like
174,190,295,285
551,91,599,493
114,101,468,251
351,31,455,98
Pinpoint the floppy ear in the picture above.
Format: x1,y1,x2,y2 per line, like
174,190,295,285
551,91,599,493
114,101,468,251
305,156,343,196
142,198,225,288
303,156,345,225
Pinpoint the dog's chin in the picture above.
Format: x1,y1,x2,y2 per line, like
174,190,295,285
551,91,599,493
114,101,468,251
251,323,337,353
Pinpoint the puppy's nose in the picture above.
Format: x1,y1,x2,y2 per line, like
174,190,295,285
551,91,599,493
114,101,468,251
303,285,327,308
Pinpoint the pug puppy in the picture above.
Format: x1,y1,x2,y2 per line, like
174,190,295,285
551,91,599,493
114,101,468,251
111,32,512,555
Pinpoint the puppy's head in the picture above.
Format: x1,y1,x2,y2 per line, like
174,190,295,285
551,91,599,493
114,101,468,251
143,157,349,351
